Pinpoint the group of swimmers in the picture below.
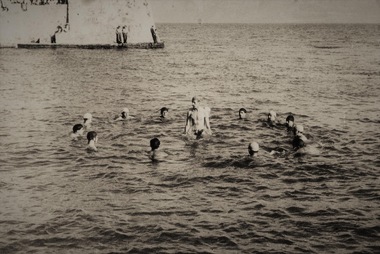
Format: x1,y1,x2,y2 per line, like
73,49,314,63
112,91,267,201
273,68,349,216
71,96,310,160
71,112,98,151
242,108,309,157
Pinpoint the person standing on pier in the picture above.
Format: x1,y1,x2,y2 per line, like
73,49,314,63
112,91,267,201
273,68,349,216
116,26,122,44
150,25,157,44
122,26,128,44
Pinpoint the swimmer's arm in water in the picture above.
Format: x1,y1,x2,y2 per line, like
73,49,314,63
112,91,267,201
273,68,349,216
204,112,212,135
184,111,192,134
261,146,288,155
114,115,135,122
70,133,78,140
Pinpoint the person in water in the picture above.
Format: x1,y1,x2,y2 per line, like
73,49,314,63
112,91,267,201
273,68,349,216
149,137,168,161
239,108,247,119
284,114,297,135
87,131,98,151
248,141,260,157
184,96,212,139
71,124,84,140
267,110,277,126
160,107,169,118
293,126,320,155
292,135,306,152
114,108,134,121
294,124,308,141
286,114,295,133
83,113,92,130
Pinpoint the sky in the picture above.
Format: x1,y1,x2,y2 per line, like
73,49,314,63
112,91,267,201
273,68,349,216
149,0,380,23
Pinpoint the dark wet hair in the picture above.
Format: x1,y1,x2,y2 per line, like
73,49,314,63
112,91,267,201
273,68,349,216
150,138,160,150
192,96,200,102
73,124,83,133
292,136,305,150
286,115,295,122
87,131,97,143
239,108,247,113
160,107,169,115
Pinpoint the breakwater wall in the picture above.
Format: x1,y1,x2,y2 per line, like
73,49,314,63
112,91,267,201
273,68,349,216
0,0,159,47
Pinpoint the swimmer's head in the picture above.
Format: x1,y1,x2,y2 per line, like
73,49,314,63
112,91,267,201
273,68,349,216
83,113,92,124
286,115,294,122
248,141,259,156
87,131,98,144
292,136,305,150
268,110,276,121
150,138,160,150
121,108,129,119
192,96,199,109
72,124,84,134
160,107,169,118
286,115,295,127
239,108,247,119
295,125,304,136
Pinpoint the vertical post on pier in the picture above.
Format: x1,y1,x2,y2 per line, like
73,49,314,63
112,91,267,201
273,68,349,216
66,0,69,24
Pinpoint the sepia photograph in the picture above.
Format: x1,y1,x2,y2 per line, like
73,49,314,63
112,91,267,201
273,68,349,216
0,0,379,253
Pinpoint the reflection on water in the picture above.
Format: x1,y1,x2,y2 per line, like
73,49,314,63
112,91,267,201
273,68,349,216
0,24,379,253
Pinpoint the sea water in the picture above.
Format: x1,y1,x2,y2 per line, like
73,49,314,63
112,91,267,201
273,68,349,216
0,23,379,253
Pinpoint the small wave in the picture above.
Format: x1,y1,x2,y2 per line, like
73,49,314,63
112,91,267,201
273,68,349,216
89,171,120,179
313,45,341,49
357,71,380,76
199,235,239,248
98,228,134,241
130,210,198,217
353,226,380,238
286,206,307,215
356,118,380,124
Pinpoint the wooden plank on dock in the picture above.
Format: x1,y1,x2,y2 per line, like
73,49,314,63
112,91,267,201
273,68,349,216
16,42,165,49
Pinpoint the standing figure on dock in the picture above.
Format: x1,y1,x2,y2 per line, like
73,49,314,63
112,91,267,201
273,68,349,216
150,25,157,44
122,25,128,44
50,26,61,44
116,26,122,44
51,32,56,43
63,23,70,32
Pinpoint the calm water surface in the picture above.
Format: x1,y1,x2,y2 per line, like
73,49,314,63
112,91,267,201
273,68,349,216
0,23,379,253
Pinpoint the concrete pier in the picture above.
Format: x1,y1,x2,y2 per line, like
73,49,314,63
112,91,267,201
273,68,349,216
17,42,165,50
0,0,162,48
